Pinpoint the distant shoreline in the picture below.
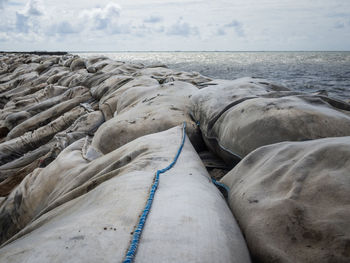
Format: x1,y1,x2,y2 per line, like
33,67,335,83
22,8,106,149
0,51,68,56
1,51,350,54
74,50,350,53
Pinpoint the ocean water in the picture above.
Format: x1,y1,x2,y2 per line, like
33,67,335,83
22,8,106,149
77,52,350,101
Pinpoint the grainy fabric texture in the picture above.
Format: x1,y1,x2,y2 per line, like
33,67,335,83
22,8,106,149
222,136,350,263
1,53,349,263
0,127,251,263
191,78,350,164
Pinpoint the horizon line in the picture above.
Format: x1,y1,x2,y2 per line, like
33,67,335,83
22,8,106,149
1,50,350,53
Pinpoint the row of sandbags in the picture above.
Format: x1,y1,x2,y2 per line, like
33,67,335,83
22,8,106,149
0,126,251,263
0,54,251,262
0,53,350,262
190,77,350,262
191,77,350,164
0,53,211,196
0,53,101,196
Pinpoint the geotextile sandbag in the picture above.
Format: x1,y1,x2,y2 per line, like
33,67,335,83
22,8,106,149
1,83,62,110
0,63,39,83
99,76,159,120
0,110,104,195
47,70,70,84
8,85,68,108
87,58,115,71
21,86,88,117
6,87,91,139
92,80,202,154
0,71,39,95
0,83,45,104
40,110,105,166
221,136,350,263
0,105,89,165
0,146,51,197
82,72,115,89
134,67,212,86
0,85,68,135
0,126,251,263
56,69,91,88
212,95,350,160
70,58,86,71
191,78,278,135
90,75,133,100
32,66,69,85
0,83,47,102
191,78,350,164
101,62,144,75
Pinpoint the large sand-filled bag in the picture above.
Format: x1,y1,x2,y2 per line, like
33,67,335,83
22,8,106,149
0,109,104,195
90,75,133,99
0,143,53,196
40,109,105,165
0,86,87,134
2,84,68,112
191,78,350,164
0,126,251,263
135,66,212,86
0,63,39,84
6,87,91,140
92,80,202,154
33,66,70,86
99,76,159,120
191,78,283,134
221,136,350,263
57,69,92,88
0,71,39,95
0,105,88,165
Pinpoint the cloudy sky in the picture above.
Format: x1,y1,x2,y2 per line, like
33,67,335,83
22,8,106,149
0,0,349,51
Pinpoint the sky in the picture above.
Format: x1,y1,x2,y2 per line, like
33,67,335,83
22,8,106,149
0,0,350,51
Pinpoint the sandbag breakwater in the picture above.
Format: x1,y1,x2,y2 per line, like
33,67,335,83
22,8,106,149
0,53,349,262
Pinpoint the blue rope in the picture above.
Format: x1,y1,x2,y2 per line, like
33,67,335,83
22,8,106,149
211,178,230,195
123,122,187,263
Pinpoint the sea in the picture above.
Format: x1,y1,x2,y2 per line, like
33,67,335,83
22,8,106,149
77,52,350,101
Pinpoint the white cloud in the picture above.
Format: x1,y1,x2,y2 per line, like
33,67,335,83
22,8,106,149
143,15,162,23
0,32,10,42
334,21,345,29
8,1,129,40
24,0,42,16
167,19,199,37
15,0,43,33
224,20,245,37
47,21,79,36
15,13,29,33
110,23,131,35
1,0,350,51
80,3,121,31
0,0,8,9
216,28,226,36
